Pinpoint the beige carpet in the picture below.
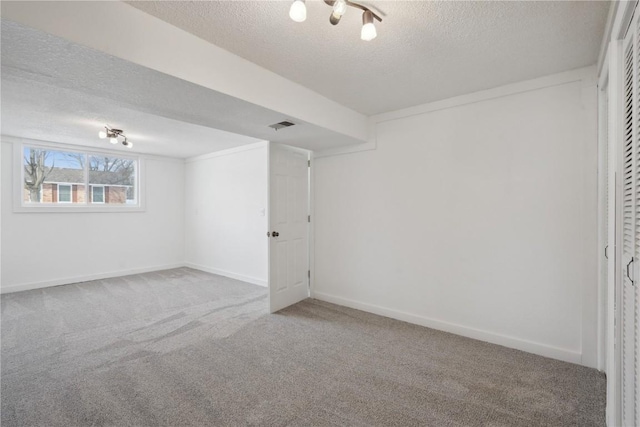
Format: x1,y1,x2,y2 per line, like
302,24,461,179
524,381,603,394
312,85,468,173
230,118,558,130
1,268,605,426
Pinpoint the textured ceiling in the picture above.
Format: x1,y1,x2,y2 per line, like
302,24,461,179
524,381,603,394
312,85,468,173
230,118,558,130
1,20,361,157
128,0,609,115
2,72,262,159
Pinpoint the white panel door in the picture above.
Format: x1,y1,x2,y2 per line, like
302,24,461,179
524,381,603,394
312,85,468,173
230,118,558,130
619,17,640,426
268,143,310,313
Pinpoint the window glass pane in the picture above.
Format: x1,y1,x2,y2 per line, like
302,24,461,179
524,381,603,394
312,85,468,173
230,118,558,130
23,147,85,204
58,185,72,203
88,156,136,205
91,186,105,203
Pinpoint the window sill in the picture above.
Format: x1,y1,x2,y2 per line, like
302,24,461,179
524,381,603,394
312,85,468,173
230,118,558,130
13,205,146,214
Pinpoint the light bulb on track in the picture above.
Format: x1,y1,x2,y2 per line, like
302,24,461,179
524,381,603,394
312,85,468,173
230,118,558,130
289,0,306,22
361,10,377,41
330,0,347,25
333,0,347,16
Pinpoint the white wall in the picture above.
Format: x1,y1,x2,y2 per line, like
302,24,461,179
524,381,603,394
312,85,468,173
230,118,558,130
313,68,598,367
184,142,268,286
1,140,185,292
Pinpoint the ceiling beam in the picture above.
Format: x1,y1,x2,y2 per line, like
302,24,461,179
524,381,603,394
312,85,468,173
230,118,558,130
1,1,368,144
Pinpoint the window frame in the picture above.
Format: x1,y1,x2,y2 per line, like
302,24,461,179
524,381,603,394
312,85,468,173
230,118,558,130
14,139,145,213
56,183,73,204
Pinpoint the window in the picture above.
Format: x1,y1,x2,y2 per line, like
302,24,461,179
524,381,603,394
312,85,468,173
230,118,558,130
57,184,72,203
20,144,140,211
88,156,136,205
23,147,85,205
91,186,105,204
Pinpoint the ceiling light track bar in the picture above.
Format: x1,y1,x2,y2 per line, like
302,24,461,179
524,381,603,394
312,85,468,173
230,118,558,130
323,0,382,22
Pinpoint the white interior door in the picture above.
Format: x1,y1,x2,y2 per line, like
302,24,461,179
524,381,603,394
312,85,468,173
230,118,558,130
618,17,640,426
606,73,622,427
605,40,623,426
268,142,310,313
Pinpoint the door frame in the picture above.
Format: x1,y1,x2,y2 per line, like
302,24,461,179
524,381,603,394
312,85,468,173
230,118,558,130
597,61,610,374
309,149,315,298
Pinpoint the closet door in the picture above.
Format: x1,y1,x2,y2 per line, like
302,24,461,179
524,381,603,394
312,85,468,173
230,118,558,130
620,17,640,426
633,22,640,426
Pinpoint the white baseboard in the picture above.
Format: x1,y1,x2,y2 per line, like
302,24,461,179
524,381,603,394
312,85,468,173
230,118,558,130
0,263,185,294
312,291,583,366
184,262,267,287
1,262,268,295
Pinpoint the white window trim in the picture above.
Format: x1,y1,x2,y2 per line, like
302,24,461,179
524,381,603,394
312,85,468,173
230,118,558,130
56,183,73,204
12,138,146,213
91,185,105,204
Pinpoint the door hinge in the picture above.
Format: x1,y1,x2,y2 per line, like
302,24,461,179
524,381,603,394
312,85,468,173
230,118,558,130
308,160,311,167
308,215,311,223
308,270,310,279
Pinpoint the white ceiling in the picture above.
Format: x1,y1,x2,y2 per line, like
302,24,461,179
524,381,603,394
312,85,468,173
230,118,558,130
2,19,361,158
128,0,610,115
2,71,262,159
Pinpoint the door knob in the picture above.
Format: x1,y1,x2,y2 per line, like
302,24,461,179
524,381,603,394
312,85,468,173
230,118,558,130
272,231,279,237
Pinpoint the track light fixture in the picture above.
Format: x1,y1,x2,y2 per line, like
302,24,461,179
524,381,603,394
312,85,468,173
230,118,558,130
289,0,381,41
98,126,133,149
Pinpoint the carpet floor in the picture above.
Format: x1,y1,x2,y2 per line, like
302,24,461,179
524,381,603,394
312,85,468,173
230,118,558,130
1,268,605,426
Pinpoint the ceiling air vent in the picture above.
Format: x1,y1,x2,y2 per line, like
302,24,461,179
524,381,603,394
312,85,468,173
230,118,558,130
269,120,296,131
